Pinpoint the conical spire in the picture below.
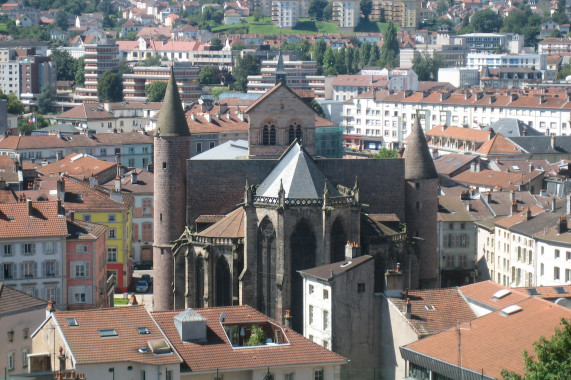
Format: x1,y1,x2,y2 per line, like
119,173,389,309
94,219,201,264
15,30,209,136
275,50,286,85
155,69,190,137
403,114,437,180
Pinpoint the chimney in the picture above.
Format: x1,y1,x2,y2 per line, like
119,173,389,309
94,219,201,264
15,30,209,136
56,199,64,216
190,114,196,121
205,113,212,123
522,128,527,136
551,197,556,212
510,189,516,202
460,189,470,200
103,102,111,112
147,162,154,173
405,298,412,319
46,300,56,317
114,175,122,192
559,216,568,234
525,207,532,220
397,147,405,158
27,198,32,217
56,151,62,161
551,135,556,149
131,171,138,184
510,200,518,215
529,162,534,172
486,190,492,203
345,241,360,259
89,176,97,188
488,128,495,140
567,194,571,215
115,153,121,164
69,211,75,221
384,264,405,297
284,310,292,328
431,148,439,159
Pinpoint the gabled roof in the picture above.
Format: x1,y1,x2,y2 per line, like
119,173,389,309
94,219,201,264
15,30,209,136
389,287,477,338
403,116,437,180
0,200,67,238
38,154,116,179
100,169,154,194
152,305,346,372
459,280,529,311
48,306,182,366
433,153,478,176
0,284,47,317
243,82,316,115
256,143,339,199
66,218,107,240
475,134,521,155
57,104,115,120
509,136,571,154
299,255,373,282
401,297,571,379
486,119,543,137
196,207,244,238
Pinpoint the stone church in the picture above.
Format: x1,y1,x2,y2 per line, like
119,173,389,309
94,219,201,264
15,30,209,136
153,71,439,331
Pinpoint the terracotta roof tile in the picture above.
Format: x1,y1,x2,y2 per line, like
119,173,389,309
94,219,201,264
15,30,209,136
66,218,108,240
0,200,67,238
152,305,346,372
494,205,545,228
101,169,154,194
459,280,529,310
58,104,115,120
0,284,47,316
39,154,116,179
196,207,244,238
515,285,571,299
451,169,543,191
50,306,182,365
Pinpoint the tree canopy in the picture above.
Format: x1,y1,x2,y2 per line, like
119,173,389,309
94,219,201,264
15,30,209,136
37,84,56,114
18,114,49,135
380,22,399,68
145,81,168,102
501,318,571,380
232,55,260,92
0,90,25,114
360,0,373,21
141,54,162,67
97,71,123,102
373,147,398,158
50,49,76,81
308,0,328,21
200,66,220,85
470,9,503,33
74,57,85,87
412,52,444,81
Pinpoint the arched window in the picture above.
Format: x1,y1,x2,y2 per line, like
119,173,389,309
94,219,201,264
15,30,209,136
270,125,276,145
257,218,276,318
262,126,269,145
295,125,302,141
288,126,295,144
195,255,204,308
215,256,232,306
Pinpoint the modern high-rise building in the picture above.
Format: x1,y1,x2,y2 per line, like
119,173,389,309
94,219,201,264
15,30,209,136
74,38,119,103
332,0,361,31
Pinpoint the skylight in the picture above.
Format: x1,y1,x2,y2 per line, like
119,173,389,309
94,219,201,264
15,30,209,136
66,318,78,327
424,305,436,311
555,287,568,295
137,327,150,335
492,289,511,300
500,305,522,316
446,158,455,163
98,329,118,337
526,288,541,296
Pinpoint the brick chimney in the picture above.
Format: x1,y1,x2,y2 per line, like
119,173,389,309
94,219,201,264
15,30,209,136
46,300,55,317
26,198,32,217
69,211,75,221
486,190,492,203
558,216,568,234
551,197,556,212
405,298,412,319
525,207,532,220
345,241,360,259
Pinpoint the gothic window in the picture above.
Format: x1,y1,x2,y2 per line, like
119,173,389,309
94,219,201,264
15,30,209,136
270,125,276,145
195,255,204,308
215,256,231,306
290,219,316,333
288,126,295,144
295,125,302,141
257,218,276,318
331,218,346,263
262,126,269,145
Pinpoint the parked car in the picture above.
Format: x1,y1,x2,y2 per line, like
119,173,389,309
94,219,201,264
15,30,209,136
136,280,149,293
141,274,152,285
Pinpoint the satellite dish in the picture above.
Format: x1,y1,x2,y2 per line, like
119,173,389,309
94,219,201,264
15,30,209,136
219,312,227,323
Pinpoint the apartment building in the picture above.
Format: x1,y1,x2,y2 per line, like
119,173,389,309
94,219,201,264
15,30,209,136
341,89,571,150
466,52,547,71
272,0,300,28
0,50,20,95
538,37,571,54
123,63,201,102
371,0,419,28
332,0,360,31
456,33,524,54
18,55,57,104
74,38,119,103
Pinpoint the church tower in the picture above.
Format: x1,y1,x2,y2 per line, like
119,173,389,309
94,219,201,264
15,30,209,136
403,115,439,289
153,70,190,311
275,50,286,84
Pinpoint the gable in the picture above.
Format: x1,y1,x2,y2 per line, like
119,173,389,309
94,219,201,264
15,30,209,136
244,83,316,116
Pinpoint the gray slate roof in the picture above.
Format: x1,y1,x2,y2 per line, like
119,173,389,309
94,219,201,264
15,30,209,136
298,255,373,282
256,143,340,198
403,116,437,180
191,140,248,160
486,119,543,137
509,136,571,154
155,70,191,137
0,284,47,317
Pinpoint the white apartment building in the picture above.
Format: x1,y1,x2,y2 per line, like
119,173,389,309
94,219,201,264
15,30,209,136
332,0,360,30
342,89,571,149
466,52,547,71
535,229,571,286
455,33,524,54
272,0,300,28
437,67,479,88
0,61,20,95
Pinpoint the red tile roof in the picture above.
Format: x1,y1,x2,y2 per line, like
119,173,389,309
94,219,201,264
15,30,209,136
152,305,346,372
0,200,67,238
0,132,153,150
57,104,115,120
39,154,116,179
459,280,529,310
48,306,182,365
196,207,244,238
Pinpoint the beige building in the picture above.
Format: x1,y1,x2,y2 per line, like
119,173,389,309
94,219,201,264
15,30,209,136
74,38,119,104
332,0,360,30
0,285,47,377
271,0,300,28
371,0,419,28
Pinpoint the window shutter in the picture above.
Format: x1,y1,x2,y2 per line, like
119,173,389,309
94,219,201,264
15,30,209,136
85,261,90,278
0,266,3,280
19,263,24,279
70,262,76,279
40,288,46,300
12,264,17,279
56,287,60,305
85,286,92,304
55,262,59,277
33,263,37,278
133,224,139,241
42,261,46,277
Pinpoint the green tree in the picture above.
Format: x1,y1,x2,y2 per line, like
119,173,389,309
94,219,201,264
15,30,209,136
141,54,162,67
335,47,347,74
199,65,219,84
379,8,386,22
557,63,571,79
0,90,25,114
310,99,325,118
74,56,85,87
253,8,264,22
50,49,75,81
97,71,123,102
308,0,328,20
55,11,69,30
246,327,267,346
359,41,371,68
553,0,569,24
373,147,398,158
145,81,168,102
436,0,449,16
323,3,333,21
323,46,336,70
18,114,49,135
501,319,571,380
312,39,327,67
118,58,133,75
37,84,56,114
412,52,444,81
211,37,222,49
232,54,260,92
380,22,400,68
470,9,503,33
360,0,373,21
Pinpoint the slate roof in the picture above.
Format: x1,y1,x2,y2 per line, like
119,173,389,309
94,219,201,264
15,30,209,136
191,140,248,160
38,154,116,179
100,169,154,194
196,207,244,239
256,143,339,198
0,284,47,317
509,136,571,154
152,305,346,372
46,306,182,366
156,70,191,137
434,153,478,176
401,297,571,379
66,218,108,241
299,255,373,281
389,288,477,338
486,119,543,137
403,117,437,180
0,200,68,238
